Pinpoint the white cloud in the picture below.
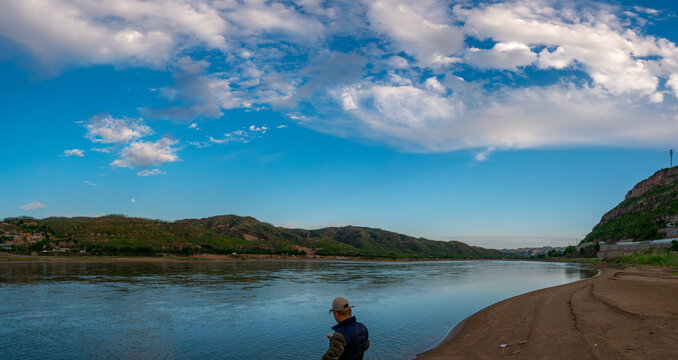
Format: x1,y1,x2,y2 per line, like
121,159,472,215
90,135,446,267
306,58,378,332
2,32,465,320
537,46,573,69
208,124,274,145
5,0,678,159
276,124,288,129
85,114,152,144
83,180,98,186
62,149,84,157
0,0,228,68
465,42,537,69
424,77,445,93
649,92,664,104
137,169,165,176
146,58,251,120
224,1,324,38
21,201,45,210
387,56,410,69
249,125,267,133
131,198,136,203
668,74,678,97
209,130,248,144
366,0,464,67
458,0,667,96
328,78,678,152
338,82,457,133
341,90,359,111
474,147,496,162
111,138,179,168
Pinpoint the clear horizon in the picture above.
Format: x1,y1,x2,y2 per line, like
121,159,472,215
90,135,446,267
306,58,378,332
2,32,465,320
2,0,677,249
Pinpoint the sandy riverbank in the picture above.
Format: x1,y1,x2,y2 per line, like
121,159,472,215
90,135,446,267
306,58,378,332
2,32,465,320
417,266,678,359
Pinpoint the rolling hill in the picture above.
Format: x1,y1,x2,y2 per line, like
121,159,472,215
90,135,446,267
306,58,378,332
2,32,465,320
0,214,506,259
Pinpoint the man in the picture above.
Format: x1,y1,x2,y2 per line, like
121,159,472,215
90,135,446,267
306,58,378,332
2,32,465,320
322,297,369,360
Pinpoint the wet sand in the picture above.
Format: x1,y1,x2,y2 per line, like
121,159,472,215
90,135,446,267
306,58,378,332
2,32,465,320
417,266,678,359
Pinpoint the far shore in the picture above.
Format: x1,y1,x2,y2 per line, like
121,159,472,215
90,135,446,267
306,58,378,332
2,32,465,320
0,252,516,263
416,265,678,359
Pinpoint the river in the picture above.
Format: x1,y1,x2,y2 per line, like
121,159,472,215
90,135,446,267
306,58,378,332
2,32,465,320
0,260,593,359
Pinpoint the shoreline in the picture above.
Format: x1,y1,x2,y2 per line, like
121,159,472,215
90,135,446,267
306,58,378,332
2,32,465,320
415,265,678,359
416,268,603,357
0,252,512,264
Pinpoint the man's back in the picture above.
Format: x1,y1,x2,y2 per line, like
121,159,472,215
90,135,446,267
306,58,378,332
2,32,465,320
322,316,369,360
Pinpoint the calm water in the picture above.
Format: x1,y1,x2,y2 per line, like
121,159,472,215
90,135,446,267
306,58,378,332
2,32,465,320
0,260,592,359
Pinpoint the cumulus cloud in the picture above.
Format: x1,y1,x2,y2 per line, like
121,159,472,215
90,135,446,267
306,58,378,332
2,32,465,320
336,82,458,132
223,0,325,38
465,42,537,69
143,57,251,120
5,0,678,157
62,149,84,157
304,0,678,153
366,0,464,67
458,0,667,96
111,138,180,168
0,0,228,68
328,77,678,152
85,114,152,144
668,74,678,97
21,201,45,210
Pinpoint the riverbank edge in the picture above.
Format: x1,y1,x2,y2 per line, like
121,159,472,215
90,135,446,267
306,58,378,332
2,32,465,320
414,265,678,359
0,252,514,263
413,266,600,358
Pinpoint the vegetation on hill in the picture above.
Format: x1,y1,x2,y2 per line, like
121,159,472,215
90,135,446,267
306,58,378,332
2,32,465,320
0,215,507,259
583,167,678,244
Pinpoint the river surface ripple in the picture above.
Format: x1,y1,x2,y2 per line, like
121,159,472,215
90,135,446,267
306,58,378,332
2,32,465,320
0,260,593,359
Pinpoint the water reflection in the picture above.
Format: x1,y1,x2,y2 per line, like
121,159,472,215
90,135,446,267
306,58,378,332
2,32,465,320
0,260,593,360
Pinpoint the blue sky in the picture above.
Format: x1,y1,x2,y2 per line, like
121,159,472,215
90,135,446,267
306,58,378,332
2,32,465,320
1,0,677,248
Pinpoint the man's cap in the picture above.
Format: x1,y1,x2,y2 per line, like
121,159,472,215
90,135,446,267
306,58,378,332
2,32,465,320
331,297,355,312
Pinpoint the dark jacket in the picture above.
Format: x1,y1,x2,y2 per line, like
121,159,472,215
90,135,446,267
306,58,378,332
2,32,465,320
322,316,369,360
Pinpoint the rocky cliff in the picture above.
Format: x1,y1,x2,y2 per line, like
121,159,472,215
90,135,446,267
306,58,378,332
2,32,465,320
583,167,678,243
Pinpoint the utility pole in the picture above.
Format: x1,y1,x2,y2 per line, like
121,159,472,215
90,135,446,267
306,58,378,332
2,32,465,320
671,149,674,168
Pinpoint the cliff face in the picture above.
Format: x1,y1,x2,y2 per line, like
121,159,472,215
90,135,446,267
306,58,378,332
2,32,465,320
584,167,678,243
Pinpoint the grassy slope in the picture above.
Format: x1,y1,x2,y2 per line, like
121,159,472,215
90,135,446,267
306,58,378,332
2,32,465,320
1,215,507,259
583,168,678,243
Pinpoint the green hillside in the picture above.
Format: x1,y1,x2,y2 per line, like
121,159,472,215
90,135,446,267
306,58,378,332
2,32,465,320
582,166,678,244
0,214,506,259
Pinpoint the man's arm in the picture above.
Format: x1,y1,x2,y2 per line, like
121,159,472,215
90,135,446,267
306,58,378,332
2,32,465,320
321,333,347,360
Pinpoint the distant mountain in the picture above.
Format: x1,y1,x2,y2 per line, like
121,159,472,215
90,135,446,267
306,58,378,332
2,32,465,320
582,166,678,244
501,246,565,258
0,214,507,259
